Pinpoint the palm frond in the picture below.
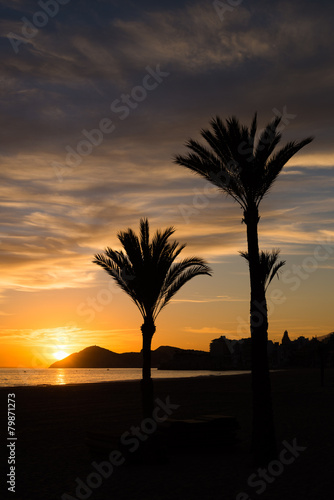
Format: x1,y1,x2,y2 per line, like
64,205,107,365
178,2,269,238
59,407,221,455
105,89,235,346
266,260,286,290
249,112,258,155
156,261,212,317
187,138,222,167
94,220,211,322
240,248,286,290
175,113,313,214
160,257,211,298
93,253,145,314
254,116,282,166
200,129,232,165
258,137,314,204
174,150,222,184
117,228,143,270
140,218,151,261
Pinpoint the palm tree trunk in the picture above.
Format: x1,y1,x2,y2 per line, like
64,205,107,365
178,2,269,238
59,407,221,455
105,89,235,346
245,205,277,464
141,318,156,418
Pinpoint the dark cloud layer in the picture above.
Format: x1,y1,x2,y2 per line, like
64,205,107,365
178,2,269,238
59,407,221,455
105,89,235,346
1,0,333,155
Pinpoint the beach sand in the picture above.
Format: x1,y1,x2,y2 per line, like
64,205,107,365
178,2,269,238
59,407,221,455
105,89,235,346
0,369,333,500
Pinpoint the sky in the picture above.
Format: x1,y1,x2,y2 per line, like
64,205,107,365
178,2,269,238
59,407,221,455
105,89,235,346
0,0,333,367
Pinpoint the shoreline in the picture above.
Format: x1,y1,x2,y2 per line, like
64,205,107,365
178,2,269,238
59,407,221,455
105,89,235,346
0,371,252,391
0,368,252,390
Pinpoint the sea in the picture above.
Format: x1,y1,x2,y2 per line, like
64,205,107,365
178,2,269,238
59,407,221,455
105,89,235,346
0,367,250,388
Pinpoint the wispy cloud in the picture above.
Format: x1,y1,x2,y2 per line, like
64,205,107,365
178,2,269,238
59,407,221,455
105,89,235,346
184,326,243,340
172,295,247,303
0,326,138,347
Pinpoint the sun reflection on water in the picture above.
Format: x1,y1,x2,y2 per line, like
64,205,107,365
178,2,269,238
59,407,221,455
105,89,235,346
55,369,67,385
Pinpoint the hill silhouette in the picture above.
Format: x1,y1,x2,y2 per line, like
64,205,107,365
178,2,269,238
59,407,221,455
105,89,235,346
49,345,207,369
49,332,334,370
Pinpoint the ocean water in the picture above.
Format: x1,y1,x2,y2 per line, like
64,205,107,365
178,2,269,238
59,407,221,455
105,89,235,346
0,367,249,388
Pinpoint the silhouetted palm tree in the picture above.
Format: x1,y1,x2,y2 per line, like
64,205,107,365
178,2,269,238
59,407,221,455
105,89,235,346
93,218,211,417
240,249,286,291
175,113,313,462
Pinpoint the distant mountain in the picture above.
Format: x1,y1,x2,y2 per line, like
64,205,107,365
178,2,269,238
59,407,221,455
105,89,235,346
49,332,334,370
50,346,128,369
49,345,208,369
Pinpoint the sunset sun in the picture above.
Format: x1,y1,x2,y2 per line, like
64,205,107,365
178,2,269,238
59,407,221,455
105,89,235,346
53,350,68,361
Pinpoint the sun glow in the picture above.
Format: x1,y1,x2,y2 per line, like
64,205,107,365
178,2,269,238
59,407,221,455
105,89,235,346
53,350,68,360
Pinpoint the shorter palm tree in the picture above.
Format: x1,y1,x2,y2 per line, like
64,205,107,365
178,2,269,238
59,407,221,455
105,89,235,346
93,218,211,417
240,249,286,291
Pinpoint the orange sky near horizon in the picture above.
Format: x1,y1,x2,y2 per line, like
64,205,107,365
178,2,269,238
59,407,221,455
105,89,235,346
1,220,333,368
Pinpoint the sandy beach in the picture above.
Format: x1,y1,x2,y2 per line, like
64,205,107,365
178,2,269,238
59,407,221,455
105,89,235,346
1,369,333,500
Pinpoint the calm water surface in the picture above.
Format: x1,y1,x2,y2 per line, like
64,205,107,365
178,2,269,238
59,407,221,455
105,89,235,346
0,367,250,387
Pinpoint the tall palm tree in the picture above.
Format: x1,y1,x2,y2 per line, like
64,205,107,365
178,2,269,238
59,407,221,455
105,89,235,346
240,249,286,291
93,218,211,418
175,113,313,462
